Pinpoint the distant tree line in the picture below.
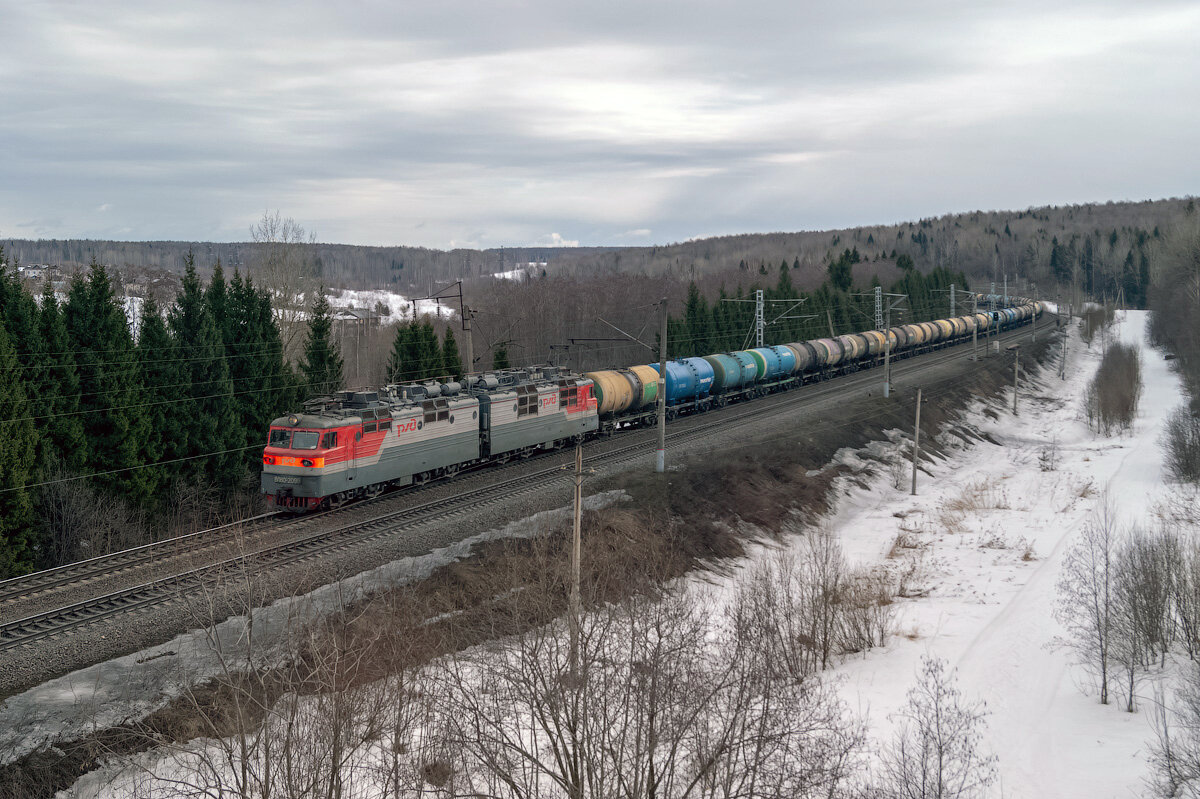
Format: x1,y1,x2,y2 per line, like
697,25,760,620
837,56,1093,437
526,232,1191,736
0,247,300,577
664,252,970,359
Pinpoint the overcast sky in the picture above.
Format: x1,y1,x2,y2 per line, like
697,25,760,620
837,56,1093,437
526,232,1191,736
1,1,1196,249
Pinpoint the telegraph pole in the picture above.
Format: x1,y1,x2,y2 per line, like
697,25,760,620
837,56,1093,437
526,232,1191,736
911,387,922,496
569,441,583,676
657,298,668,473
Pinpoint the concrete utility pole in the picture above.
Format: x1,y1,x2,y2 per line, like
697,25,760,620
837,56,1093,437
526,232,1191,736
972,294,979,361
911,387,922,496
569,441,583,675
463,305,474,377
1031,285,1038,344
657,298,668,473
880,293,907,398
1013,348,1020,415
827,309,836,338
1061,335,1067,380
950,283,956,317
1004,274,1008,307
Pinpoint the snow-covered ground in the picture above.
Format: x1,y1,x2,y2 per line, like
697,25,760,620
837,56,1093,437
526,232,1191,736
806,310,1189,797
327,288,454,321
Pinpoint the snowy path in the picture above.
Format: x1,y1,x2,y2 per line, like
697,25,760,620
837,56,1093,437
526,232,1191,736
827,311,1186,798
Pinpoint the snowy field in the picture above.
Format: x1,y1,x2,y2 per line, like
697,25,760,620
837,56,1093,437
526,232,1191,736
792,309,1190,797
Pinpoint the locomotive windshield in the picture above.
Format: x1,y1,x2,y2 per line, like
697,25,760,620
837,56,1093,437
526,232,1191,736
291,431,319,449
267,428,320,449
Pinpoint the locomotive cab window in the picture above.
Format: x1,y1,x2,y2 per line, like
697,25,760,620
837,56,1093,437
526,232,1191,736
291,431,319,450
559,387,578,407
268,429,291,447
320,432,337,448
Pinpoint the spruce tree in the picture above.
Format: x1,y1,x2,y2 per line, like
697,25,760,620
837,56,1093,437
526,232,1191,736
441,327,464,380
0,325,38,577
492,344,510,370
683,282,711,357
226,269,294,450
38,281,86,470
137,296,185,499
386,321,415,384
63,261,153,505
301,287,344,397
169,253,244,487
417,319,441,379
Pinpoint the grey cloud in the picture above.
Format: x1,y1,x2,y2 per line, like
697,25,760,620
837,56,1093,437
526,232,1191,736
1,0,1197,247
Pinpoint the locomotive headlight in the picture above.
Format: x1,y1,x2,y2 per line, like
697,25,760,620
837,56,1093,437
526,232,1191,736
301,458,313,467
263,455,275,465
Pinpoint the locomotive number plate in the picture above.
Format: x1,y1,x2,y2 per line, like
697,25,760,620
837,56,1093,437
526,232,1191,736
274,476,301,485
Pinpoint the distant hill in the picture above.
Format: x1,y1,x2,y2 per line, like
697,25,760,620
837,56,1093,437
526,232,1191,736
4,197,1194,302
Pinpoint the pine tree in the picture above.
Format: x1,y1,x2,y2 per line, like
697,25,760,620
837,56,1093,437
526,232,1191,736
0,325,38,577
441,327,464,380
169,253,243,487
301,287,344,396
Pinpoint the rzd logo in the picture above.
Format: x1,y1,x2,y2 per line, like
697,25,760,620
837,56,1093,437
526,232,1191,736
397,418,419,433
541,395,556,408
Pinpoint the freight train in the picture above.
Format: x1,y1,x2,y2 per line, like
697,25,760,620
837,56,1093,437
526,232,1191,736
262,295,1041,510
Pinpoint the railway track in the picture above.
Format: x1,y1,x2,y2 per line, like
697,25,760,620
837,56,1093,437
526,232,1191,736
0,319,1055,651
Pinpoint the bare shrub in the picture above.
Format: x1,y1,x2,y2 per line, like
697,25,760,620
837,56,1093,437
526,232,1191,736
1165,404,1200,484
877,657,998,799
1084,341,1143,435
1080,304,1115,349
436,581,868,799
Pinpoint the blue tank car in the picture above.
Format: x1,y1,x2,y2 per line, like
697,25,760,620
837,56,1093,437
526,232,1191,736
651,357,715,404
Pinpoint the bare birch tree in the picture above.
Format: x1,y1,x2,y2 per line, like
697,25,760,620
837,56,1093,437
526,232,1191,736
878,657,997,799
1056,499,1122,705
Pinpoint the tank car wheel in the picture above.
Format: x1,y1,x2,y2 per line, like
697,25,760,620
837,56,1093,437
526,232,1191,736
665,408,678,422
364,484,382,499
